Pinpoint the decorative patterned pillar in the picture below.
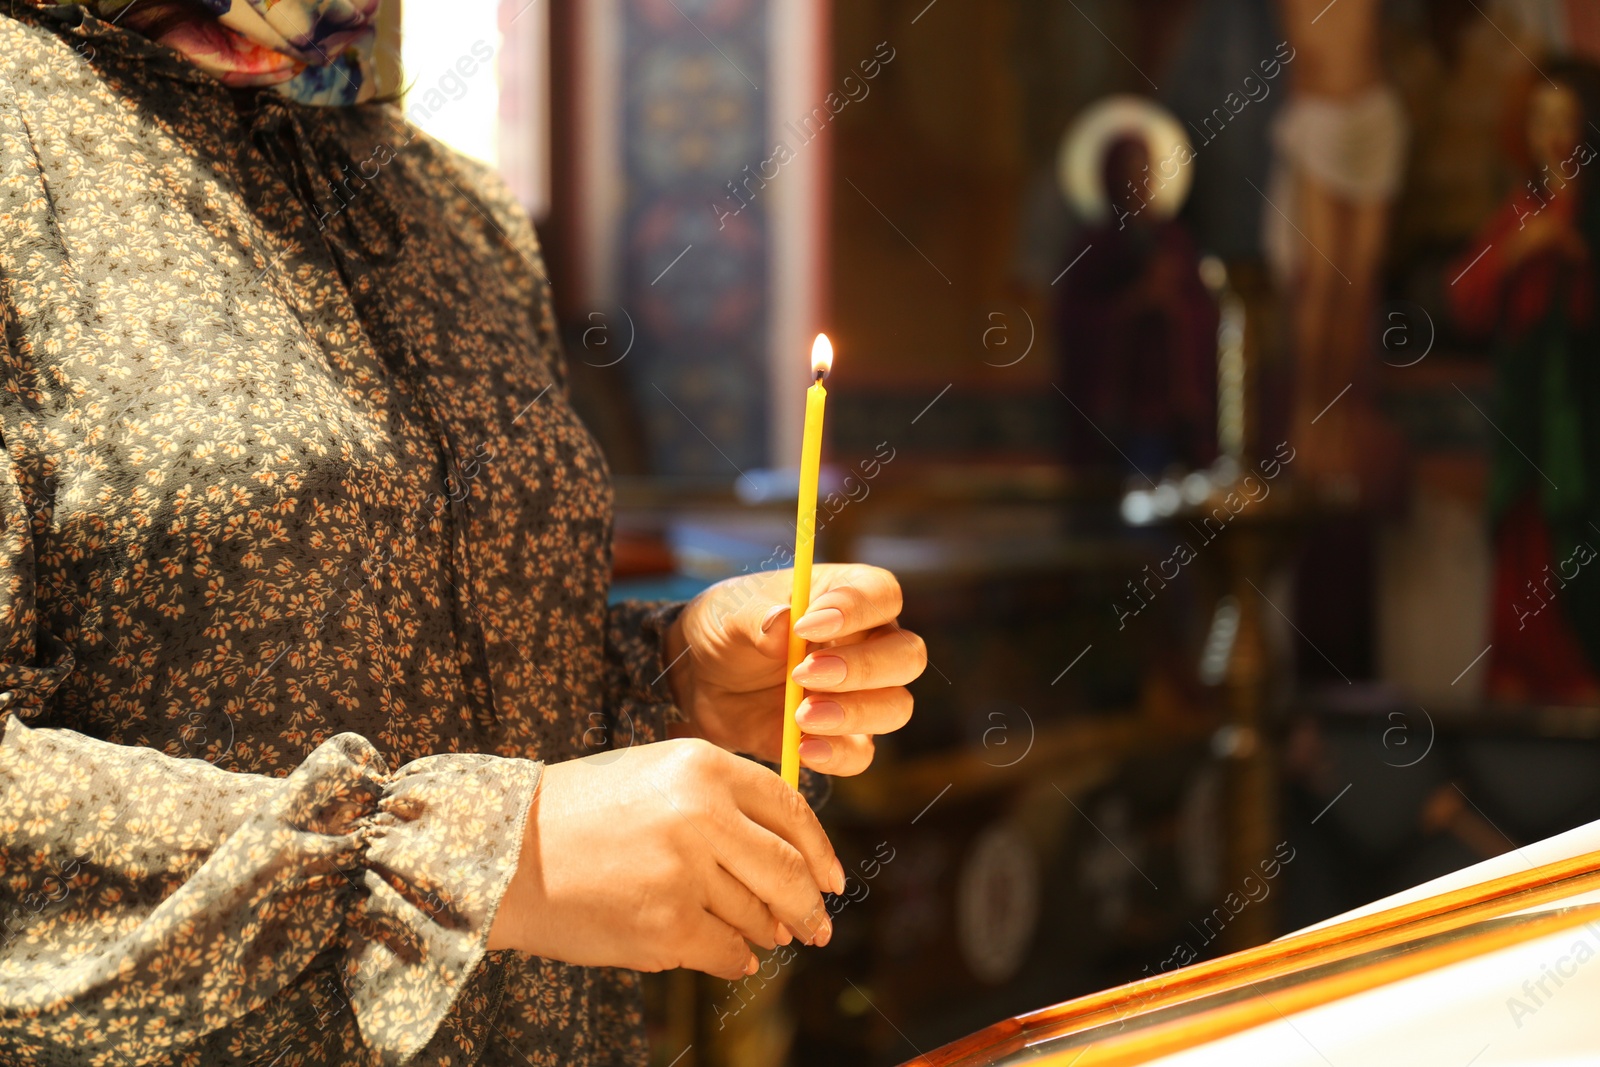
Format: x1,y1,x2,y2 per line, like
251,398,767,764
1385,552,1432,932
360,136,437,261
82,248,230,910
621,0,772,478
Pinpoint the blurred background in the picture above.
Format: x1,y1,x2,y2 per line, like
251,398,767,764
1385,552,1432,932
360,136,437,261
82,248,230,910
403,0,1600,1063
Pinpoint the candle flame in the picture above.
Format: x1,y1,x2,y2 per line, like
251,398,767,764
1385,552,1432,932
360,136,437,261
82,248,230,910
811,333,834,378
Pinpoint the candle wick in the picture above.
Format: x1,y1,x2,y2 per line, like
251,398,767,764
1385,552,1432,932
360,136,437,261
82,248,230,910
814,369,827,384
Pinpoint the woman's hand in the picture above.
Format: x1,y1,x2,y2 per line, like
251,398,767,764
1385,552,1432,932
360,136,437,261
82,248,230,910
488,739,845,979
662,563,926,776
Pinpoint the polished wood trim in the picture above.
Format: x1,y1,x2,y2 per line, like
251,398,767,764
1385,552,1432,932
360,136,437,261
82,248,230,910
1035,903,1600,1067
1020,856,1600,1036
911,848,1600,1066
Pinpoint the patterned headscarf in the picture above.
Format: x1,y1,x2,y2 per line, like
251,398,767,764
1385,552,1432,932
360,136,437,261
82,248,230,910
73,0,382,105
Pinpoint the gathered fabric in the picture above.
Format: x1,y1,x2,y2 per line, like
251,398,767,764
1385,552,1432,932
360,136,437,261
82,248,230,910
68,0,381,104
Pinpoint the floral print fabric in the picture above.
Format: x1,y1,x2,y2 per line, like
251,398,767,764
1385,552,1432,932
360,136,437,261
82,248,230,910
68,0,381,105
0,3,679,1064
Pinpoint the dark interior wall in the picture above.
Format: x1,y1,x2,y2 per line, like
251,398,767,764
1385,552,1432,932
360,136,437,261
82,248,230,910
827,0,1256,462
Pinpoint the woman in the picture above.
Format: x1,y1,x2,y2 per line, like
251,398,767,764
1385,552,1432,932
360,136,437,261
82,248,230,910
0,2,926,1064
1447,59,1600,704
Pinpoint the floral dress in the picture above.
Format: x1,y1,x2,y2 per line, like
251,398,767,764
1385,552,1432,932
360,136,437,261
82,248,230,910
0,3,679,1064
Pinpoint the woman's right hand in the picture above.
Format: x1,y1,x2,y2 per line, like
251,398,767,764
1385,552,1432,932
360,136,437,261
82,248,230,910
486,738,845,980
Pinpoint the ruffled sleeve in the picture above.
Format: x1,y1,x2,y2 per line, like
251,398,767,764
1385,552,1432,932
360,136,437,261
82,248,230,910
0,717,542,1066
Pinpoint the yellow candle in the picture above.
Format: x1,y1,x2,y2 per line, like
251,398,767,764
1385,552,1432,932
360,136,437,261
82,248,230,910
781,334,833,788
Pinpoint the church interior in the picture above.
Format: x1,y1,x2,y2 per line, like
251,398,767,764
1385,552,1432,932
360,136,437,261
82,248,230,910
406,0,1600,1062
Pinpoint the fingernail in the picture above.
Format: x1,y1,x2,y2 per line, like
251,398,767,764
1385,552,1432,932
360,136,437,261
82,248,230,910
830,858,846,895
744,954,759,975
793,655,846,688
760,605,790,634
776,921,793,946
816,914,833,947
795,700,843,730
798,737,833,765
793,607,845,641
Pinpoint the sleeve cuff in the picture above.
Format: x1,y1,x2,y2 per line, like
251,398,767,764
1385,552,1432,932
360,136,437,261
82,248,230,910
0,722,541,1065
344,747,543,1065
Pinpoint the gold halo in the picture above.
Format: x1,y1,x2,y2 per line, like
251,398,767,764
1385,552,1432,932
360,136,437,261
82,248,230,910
1058,94,1194,224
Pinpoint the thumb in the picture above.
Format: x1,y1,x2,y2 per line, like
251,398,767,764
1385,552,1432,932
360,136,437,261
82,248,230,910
759,603,790,636
755,603,794,657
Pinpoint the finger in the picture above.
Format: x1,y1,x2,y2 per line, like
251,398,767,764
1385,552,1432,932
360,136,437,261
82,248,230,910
794,688,913,737
710,766,843,941
790,627,927,692
715,815,837,945
759,603,791,636
706,864,786,949
726,759,844,897
798,732,876,777
792,565,903,642
754,602,795,660
676,909,760,981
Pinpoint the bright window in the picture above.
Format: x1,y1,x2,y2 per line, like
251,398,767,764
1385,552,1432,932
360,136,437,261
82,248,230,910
400,0,504,166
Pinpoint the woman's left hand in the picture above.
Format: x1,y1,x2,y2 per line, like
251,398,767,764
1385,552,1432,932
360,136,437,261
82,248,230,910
663,563,926,776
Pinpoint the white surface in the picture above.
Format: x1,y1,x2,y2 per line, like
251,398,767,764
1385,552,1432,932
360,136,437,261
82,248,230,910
1145,916,1600,1067
1136,819,1600,1066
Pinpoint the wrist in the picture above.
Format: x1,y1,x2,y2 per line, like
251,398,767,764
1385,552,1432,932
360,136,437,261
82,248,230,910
487,771,546,952
662,612,697,718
